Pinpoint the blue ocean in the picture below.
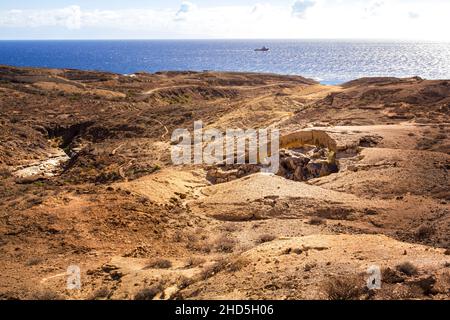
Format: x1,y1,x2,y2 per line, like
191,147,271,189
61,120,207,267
1,40,449,84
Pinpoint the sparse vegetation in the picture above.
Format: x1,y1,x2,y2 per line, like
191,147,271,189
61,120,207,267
213,235,236,253
137,196,150,204
304,263,317,272
396,262,418,276
0,166,12,179
257,234,276,244
134,282,164,300
308,216,326,225
178,276,194,289
324,276,363,300
144,258,172,269
415,224,434,240
200,259,229,280
32,289,63,300
187,238,212,253
186,231,200,243
26,196,43,208
184,256,206,268
382,267,405,284
227,258,250,272
414,276,436,295
91,287,110,300
2,65,450,300
26,257,44,266
220,223,239,233
186,231,213,253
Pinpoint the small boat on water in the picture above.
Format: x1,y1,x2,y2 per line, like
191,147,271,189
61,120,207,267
254,46,269,52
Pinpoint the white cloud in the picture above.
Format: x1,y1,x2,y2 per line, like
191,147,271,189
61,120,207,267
409,11,420,19
250,3,273,20
364,1,384,18
291,0,316,19
0,1,449,40
0,5,83,30
178,1,195,14
175,1,196,21
63,5,82,30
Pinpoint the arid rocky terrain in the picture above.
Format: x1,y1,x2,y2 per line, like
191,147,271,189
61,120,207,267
0,64,449,300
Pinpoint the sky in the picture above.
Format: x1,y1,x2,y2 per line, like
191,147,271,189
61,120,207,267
0,0,449,40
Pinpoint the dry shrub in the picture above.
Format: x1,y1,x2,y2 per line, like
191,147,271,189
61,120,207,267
220,223,239,233
26,257,44,266
213,235,236,253
304,263,317,272
324,276,363,300
26,196,43,208
134,281,164,300
137,196,150,204
396,262,418,276
91,287,110,300
185,230,213,253
178,276,194,289
413,276,436,295
189,228,208,241
380,284,421,300
0,166,12,179
228,258,250,273
187,240,212,253
382,267,405,284
144,258,172,269
257,234,276,244
184,256,206,268
32,289,63,300
200,259,228,280
134,287,160,300
308,216,326,225
415,224,434,240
